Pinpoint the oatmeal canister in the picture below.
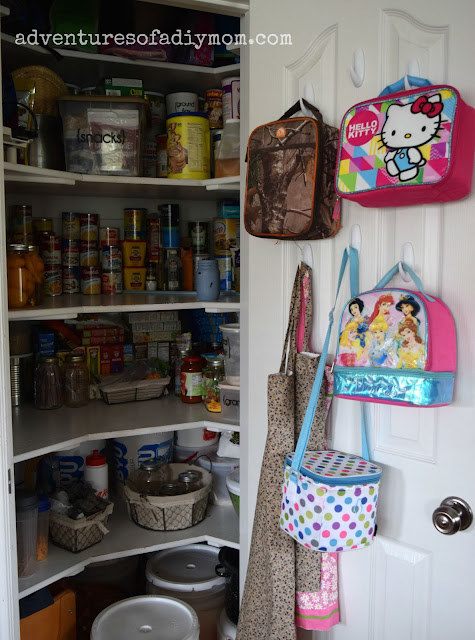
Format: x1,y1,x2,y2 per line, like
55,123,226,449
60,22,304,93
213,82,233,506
166,113,210,179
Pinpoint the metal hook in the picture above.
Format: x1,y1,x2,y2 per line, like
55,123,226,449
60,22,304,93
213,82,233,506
299,83,316,118
398,242,415,282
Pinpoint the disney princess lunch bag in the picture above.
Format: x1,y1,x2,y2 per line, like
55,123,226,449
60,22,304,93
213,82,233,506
335,76,475,207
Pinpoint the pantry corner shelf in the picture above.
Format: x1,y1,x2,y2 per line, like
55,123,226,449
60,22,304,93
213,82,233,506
12,394,240,463
18,501,239,599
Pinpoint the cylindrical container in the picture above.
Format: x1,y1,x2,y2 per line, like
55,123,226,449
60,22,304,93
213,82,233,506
225,469,240,516
84,449,109,499
221,77,240,121
44,265,63,296
196,259,220,302
215,547,240,626
122,240,146,267
39,233,61,265
197,454,240,506
80,248,99,267
63,352,89,407
143,134,158,178
167,113,210,179
36,496,50,561
34,356,62,409
62,266,80,294
147,216,160,261
193,254,210,289
181,248,194,291
146,262,157,291
7,244,45,308
146,91,167,134
161,204,180,248
124,208,147,240
80,213,99,243
15,489,38,578
189,221,209,254
81,266,102,294
112,432,174,487
102,245,123,271
231,248,240,293
205,89,223,129
166,92,199,114
146,545,225,640
91,595,200,640
157,134,168,177
217,608,237,640
32,217,53,243
61,238,80,266
181,356,202,404
55,439,106,485
176,428,219,448
10,205,33,244
123,267,146,291
10,353,34,406
61,212,80,240
202,355,225,412
220,324,240,385
100,226,120,247
173,442,219,464
215,255,232,292
213,219,238,256
165,249,182,291
102,270,123,294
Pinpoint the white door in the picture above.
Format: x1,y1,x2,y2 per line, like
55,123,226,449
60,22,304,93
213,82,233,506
242,2,475,638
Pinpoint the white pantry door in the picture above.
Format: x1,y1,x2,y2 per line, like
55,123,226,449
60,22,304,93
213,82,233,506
243,1,475,639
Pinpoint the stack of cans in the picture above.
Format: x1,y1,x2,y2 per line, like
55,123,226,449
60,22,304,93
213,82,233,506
80,213,101,294
101,227,123,294
61,212,80,294
40,232,62,296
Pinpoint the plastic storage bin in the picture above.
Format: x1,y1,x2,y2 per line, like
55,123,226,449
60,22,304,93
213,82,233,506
225,469,240,516
58,96,146,176
217,383,240,422
91,595,199,640
220,324,240,385
15,489,38,577
197,453,240,506
146,545,225,640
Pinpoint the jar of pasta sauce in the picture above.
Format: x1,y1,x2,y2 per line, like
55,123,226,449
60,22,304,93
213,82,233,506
180,356,202,404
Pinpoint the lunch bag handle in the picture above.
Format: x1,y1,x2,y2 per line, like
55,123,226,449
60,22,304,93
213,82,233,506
379,75,432,96
375,262,435,302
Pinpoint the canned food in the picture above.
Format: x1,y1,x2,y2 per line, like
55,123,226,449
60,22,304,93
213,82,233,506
100,226,120,247
80,250,99,267
81,266,101,294
62,212,80,240
166,113,210,179
157,134,168,177
147,217,160,262
221,77,240,121
62,267,80,294
123,267,146,291
205,89,223,129
101,270,123,294
213,218,239,255
80,239,98,252
80,213,99,242
124,208,147,240
40,234,61,265
61,238,80,266
122,240,146,267
44,266,62,296
10,205,33,244
102,246,123,271
216,254,232,291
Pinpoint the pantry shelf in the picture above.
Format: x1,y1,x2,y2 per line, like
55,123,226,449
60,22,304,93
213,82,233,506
18,501,239,599
12,395,240,462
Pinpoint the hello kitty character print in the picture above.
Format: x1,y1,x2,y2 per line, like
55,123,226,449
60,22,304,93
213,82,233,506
381,93,443,182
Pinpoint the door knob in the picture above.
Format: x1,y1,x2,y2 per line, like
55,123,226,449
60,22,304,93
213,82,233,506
432,497,473,535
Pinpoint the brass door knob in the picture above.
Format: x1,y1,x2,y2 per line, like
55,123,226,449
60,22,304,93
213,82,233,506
432,497,473,535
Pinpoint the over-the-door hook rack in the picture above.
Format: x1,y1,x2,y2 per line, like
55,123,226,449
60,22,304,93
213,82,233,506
399,242,415,282
299,82,316,117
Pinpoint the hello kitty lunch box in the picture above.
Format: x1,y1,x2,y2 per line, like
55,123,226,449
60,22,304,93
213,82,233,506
335,75,475,207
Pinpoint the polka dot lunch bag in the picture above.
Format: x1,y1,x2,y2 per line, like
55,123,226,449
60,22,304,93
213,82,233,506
280,247,383,552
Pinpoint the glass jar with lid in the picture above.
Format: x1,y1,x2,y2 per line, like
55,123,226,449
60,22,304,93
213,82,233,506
202,354,225,413
135,459,167,495
180,356,203,404
63,353,89,408
7,244,45,308
34,356,62,410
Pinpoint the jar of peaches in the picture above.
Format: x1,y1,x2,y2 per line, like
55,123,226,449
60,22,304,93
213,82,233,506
7,244,45,308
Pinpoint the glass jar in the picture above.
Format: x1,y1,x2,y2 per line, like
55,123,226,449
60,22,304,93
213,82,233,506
34,356,62,410
175,347,191,396
203,355,225,412
146,261,157,291
180,356,203,404
178,469,203,492
7,244,45,309
63,353,89,408
135,459,167,495
165,248,182,291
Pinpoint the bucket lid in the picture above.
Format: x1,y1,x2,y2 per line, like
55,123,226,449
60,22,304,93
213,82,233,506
226,469,240,494
91,595,199,640
38,496,51,513
145,544,225,592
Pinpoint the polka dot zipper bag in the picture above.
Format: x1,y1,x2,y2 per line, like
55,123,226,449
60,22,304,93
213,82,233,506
280,450,382,552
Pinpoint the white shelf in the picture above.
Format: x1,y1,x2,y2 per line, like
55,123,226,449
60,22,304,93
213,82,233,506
142,0,249,17
18,501,239,598
13,395,240,462
4,163,240,199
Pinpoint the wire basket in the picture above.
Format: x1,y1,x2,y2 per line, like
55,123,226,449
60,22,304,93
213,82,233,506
124,464,212,531
12,66,68,117
49,502,114,553
100,376,170,404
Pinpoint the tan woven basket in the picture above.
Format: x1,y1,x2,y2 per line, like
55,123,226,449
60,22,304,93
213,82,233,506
12,65,68,117
124,464,212,531
49,502,114,553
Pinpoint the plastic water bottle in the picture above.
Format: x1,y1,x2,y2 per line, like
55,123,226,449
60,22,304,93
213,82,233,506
84,450,109,499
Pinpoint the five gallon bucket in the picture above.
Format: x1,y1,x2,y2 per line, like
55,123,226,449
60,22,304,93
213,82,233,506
220,324,240,385
90,595,199,640
113,432,174,485
146,544,225,640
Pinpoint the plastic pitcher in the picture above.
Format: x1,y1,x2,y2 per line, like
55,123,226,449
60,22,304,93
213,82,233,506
220,324,240,385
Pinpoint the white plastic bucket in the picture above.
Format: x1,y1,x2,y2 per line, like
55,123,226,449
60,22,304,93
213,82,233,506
173,442,219,464
225,469,240,516
55,439,106,485
176,428,219,448
113,432,174,485
220,324,240,386
197,454,240,505
90,595,199,640
217,608,237,640
146,545,225,640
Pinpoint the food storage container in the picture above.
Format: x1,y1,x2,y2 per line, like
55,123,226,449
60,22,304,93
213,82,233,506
217,383,240,422
15,489,38,577
220,324,240,385
7,244,45,308
36,495,50,561
225,469,240,516
197,453,240,505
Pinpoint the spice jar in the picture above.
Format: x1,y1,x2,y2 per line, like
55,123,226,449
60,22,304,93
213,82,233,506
34,356,62,410
7,244,45,308
180,356,203,404
63,353,89,408
203,354,225,413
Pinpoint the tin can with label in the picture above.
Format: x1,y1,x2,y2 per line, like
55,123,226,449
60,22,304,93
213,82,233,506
102,245,122,271
80,213,99,242
213,218,239,255
62,267,80,294
124,208,147,240
80,250,99,267
157,134,168,177
205,89,223,129
62,212,80,240
102,270,123,294
189,221,209,253
81,266,101,295
62,238,80,267
44,266,62,296
100,227,120,247
40,234,61,265
166,113,210,179
216,254,232,291
221,77,240,121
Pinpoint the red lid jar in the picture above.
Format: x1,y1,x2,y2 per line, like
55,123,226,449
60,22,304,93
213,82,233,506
180,356,203,404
